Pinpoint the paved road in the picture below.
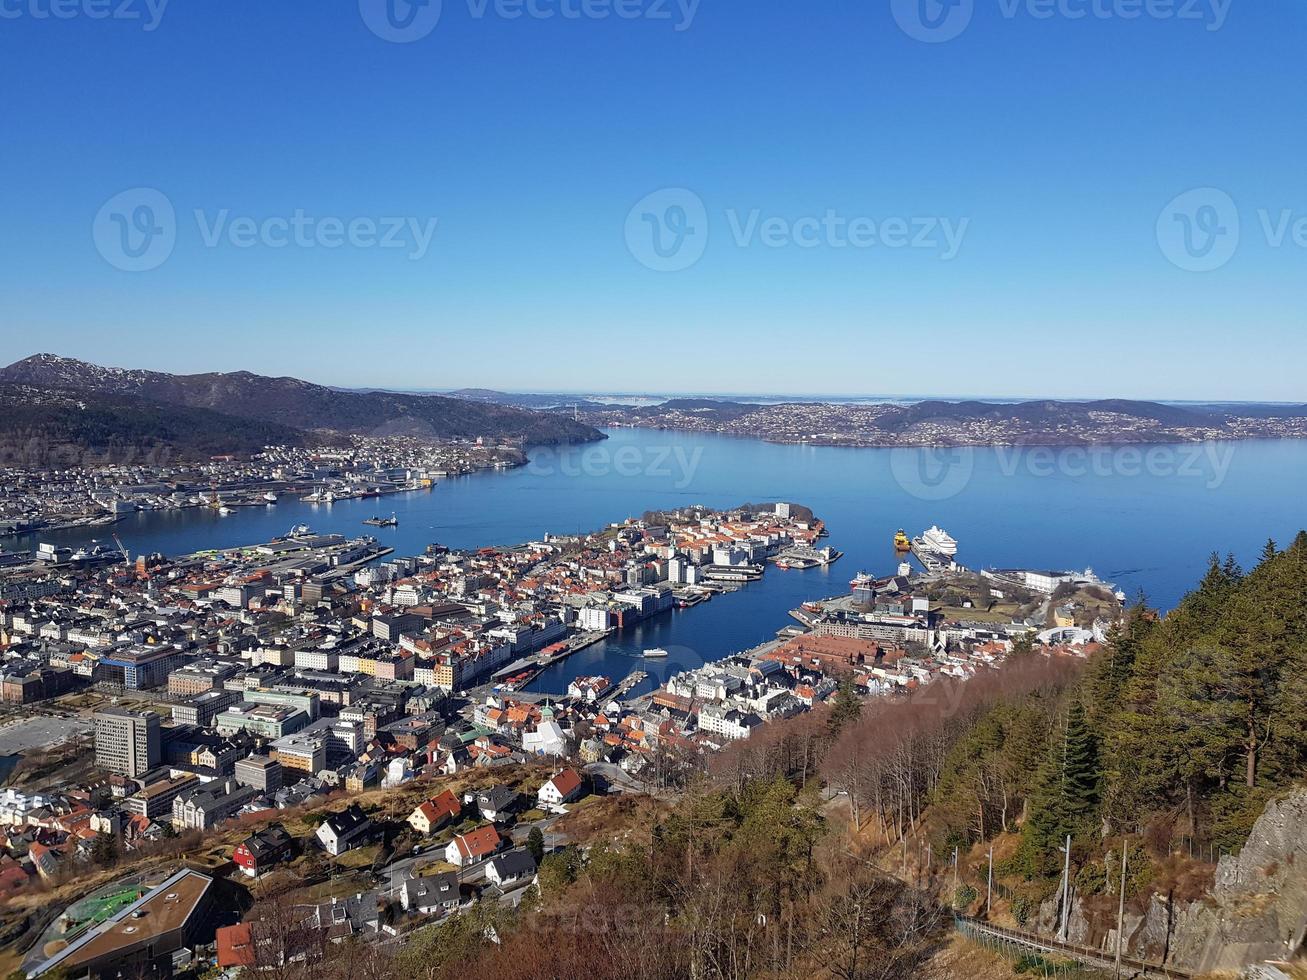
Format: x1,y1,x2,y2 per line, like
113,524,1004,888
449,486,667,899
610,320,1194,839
378,812,566,898
584,761,645,794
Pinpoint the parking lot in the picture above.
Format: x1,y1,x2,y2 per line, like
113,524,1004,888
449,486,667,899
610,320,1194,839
0,715,92,757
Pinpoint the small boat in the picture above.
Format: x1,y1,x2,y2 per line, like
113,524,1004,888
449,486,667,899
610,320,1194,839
218,506,233,516
264,492,278,504
642,648,669,659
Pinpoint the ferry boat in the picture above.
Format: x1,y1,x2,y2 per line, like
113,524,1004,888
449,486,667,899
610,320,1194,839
894,528,911,551
642,648,670,659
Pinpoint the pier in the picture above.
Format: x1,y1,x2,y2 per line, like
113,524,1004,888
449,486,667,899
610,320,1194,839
610,670,648,700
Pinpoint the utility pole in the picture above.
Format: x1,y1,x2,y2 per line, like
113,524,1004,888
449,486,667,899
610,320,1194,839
1114,841,1128,979
986,845,994,918
1058,833,1072,941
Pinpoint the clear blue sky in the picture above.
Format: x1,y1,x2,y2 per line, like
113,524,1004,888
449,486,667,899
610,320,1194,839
1,0,1304,400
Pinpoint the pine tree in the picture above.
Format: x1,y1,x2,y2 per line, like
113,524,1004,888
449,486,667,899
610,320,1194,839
1061,700,1099,820
1014,700,1100,877
526,826,545,864
828,680,862,734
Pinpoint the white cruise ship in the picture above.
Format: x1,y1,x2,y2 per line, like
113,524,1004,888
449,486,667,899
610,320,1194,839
917,525,958,556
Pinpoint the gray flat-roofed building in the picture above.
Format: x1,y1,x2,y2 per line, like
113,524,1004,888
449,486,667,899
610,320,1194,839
94,707,160,777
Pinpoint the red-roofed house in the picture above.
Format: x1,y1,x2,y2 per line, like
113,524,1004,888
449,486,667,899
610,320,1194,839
444,825,502,867
215,923,256,969
407,789,461,835
537,767,584,811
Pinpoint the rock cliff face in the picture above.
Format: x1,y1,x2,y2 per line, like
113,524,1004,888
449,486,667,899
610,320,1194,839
1166,789,1307,972
1032,789,1307,973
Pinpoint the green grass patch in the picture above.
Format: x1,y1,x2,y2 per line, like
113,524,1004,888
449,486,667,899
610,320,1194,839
334,843,382,869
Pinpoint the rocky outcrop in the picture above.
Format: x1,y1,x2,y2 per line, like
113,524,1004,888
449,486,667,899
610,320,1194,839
1028,789,1307,973
1166,789,1307,972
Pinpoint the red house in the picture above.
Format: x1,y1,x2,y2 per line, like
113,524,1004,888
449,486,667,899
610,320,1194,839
233,824,294,877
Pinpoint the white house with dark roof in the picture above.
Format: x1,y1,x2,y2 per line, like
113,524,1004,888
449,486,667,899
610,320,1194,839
316,804,372,856
399,871,461,915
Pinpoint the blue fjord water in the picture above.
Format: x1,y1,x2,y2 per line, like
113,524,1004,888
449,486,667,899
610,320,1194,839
10,429,1307,694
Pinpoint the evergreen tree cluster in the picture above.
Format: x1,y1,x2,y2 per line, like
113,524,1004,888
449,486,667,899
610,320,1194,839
1014,532,1307,873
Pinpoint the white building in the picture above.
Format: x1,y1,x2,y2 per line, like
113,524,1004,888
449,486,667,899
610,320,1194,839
316,805,372,856
698,704,761,741
579,606,610,632
400,872,460,915
294,648,338,671
536,767,584,811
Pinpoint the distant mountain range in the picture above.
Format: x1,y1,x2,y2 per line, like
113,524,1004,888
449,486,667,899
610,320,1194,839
0,355,603,462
